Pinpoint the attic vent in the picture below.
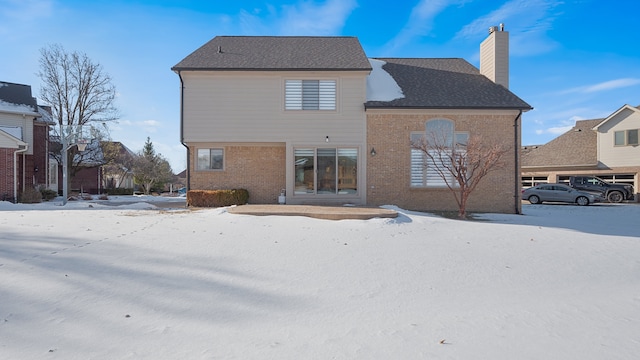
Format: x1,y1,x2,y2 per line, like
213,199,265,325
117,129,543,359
216,46,222,53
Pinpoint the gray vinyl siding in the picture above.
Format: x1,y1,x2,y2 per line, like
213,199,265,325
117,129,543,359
0,112,33,154
181,71,367,144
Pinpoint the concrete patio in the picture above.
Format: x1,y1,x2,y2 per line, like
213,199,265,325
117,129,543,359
227,204,398,220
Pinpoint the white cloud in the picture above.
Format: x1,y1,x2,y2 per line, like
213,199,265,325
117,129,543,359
545,125,573,135
558,78,640,95
456,0,553,38
139,119,161,133
384,0,460,52
0,0,53,21
583,78,640,93
0,0,53,36
455,0,561,56
238,0,357,36
277,0,357,35
142,119,160,127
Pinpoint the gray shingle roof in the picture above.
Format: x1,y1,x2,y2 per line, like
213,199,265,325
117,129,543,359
365,58,532,110
0,81,38,113
172,36,372,71
522,119,603,168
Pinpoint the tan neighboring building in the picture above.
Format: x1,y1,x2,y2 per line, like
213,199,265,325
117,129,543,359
522,104,640,201
172,28,531,213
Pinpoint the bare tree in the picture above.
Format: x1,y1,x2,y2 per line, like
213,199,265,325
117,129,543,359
132,137,173,195
412,128,509,219
101,141,135,190
38,44,119,189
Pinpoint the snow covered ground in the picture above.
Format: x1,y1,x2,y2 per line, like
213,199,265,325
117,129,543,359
1,197,638,359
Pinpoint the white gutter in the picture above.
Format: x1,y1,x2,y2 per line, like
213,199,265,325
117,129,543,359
14,145,28,202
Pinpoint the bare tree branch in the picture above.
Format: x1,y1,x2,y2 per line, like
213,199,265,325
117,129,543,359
412,131,509,219
38,44,120,191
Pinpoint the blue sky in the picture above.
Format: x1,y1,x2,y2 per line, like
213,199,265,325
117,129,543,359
2,0,639,172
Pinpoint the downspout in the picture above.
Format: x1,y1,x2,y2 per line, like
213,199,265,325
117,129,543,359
14,145,28,202
177,70,190,190
514,110,522,214
46,124,50,190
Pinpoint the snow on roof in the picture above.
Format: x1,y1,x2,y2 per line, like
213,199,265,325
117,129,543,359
366,59,404,102
0,99,39,116
0,125,23,140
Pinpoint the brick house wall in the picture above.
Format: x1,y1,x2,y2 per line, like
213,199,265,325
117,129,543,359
189,144,286,204
0,148,17,200
68,166,102,194
367,111,521,214
0,149,36,201
32,122,49,187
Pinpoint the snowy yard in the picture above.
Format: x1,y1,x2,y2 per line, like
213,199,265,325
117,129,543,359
1,198,639,359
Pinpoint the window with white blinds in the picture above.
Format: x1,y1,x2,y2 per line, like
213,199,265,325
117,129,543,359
410,133,426,187
285,80,336,110
410,120,465,188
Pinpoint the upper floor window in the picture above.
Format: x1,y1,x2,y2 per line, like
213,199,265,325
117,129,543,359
614,129,639,146
285,80,336,110
197,148,224,170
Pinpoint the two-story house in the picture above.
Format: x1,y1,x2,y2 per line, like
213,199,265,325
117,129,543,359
522,104,640,199
172,28,531,213
0,81,54,202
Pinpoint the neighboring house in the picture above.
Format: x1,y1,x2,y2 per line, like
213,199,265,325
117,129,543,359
0,81,54,202
522,105,640,199
172,27,532,213
101,141,135,190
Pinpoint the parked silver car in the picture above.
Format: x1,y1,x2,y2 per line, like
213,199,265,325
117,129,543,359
522,183,597,206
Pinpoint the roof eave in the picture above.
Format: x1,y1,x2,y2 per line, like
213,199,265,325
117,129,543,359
364,104,533,111
522,163,599,169
592,104,640,130
171,67,372,72
0,109,41,117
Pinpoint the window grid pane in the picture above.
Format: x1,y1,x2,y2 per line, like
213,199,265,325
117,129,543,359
285,80,302,110
426,150,450,187
627,129,638,145
302,80,320,110
614,131,625,146
318,80,336,110
410,133,425,187
337,148,357,194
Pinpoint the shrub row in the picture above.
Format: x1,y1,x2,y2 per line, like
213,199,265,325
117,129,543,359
40,188,58,201
186,189,249,207
19,187,42,203
104,188,135,195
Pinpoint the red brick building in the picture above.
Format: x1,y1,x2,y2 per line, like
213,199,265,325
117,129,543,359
0,81,54,202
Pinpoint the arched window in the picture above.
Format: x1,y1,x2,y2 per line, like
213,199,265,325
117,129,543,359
425,119,454,148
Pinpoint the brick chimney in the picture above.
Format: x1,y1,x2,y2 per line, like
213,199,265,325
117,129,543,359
480,23,509,89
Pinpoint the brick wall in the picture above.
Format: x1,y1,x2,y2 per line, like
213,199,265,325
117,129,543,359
0,148,35,201
32,123,49,187
367,112,520,214
189,144,286,204
0,148,15,200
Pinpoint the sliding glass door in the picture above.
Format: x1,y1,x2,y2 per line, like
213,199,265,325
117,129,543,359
294,148,357,195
